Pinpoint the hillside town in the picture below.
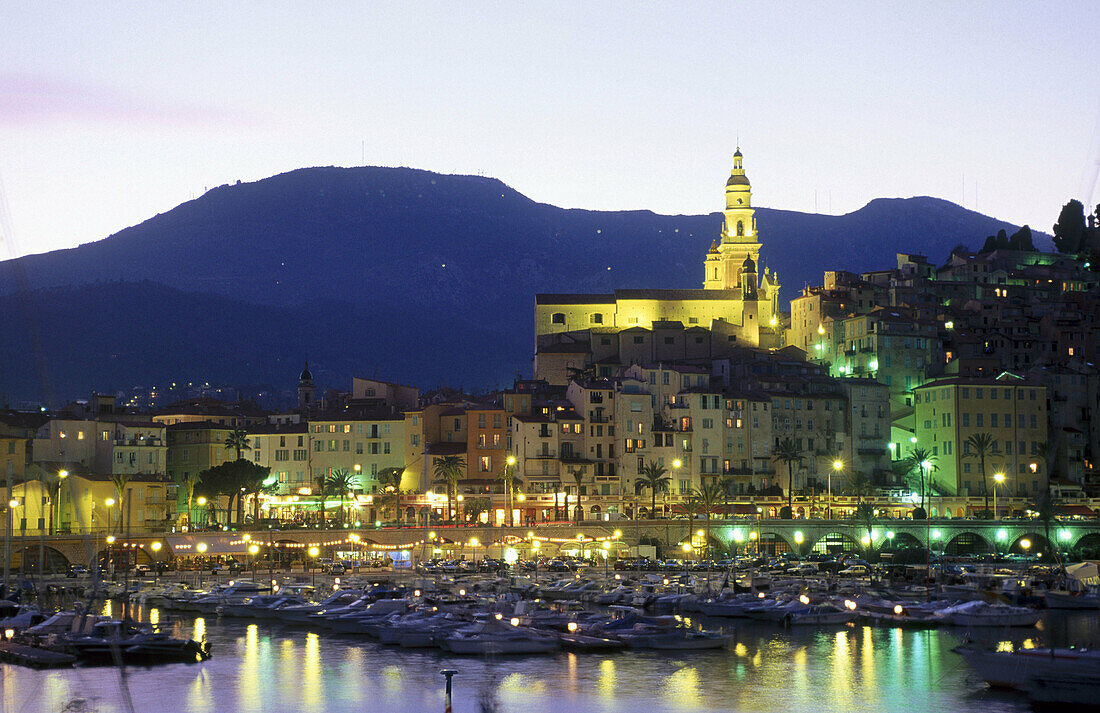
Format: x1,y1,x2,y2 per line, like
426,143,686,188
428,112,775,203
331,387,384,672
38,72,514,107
3,152,1100,551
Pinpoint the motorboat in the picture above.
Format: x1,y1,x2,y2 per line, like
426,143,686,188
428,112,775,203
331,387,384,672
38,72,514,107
442,619,559,655
954,644,1100,690
1043,589,1100,610
618,628,730,650
64,620,210,665
218,593,311,618
782,603,857,626
273,590,366,625
935,601,1040,627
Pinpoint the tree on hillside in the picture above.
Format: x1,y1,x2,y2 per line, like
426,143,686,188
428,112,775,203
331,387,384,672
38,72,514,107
1053,199,1088,254
1009,225,1035,251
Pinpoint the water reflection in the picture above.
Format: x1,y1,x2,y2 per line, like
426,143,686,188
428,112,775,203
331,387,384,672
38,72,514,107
664,665,701,709
597,658,616,699
6,608,1099,713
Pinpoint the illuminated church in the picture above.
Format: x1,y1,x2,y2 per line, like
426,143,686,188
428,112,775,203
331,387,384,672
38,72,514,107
535,150,783,374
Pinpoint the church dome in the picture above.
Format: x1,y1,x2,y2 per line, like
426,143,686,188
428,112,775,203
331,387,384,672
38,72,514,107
299,362,313,382
742,255,756,271
726,174,750,187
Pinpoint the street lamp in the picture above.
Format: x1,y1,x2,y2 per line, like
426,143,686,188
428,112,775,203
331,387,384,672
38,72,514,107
828,460,843,520
106,534,116,577
308,546,319,585
151,541,162,584
993,472,1004,521
105,498,116,535
196,496,208,529
505,455,517,527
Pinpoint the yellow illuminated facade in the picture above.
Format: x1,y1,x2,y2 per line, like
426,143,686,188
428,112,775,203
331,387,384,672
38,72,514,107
535,150,782,349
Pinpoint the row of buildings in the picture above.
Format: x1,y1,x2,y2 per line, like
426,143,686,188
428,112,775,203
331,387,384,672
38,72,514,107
4,150,1100,534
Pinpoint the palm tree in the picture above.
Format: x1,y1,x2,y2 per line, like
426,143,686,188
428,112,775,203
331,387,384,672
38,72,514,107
850,500,877,559
109,473,130,535
771,437,801,518
718,476,736,518
325,469,357,526
637,461,671,518
313,472,328,526
223,429,252,461
963,432,997,517
1031,490,1063,559
377,467,404,527
905,447,936,517
843,470,874,499
693,481,725,558
182,472,201,527
432,455,467,523
569,467,586,523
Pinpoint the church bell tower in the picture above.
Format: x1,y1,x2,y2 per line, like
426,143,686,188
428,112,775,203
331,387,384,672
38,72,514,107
703,149,762,291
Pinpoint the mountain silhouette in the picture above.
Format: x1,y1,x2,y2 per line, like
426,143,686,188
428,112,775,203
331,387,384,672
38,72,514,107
0,166,1043,403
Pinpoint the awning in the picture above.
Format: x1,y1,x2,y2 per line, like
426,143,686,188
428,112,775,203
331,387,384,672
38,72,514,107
1066,562,1099,587
1062,505,1096,517
732,504,760,515
166,535,249,556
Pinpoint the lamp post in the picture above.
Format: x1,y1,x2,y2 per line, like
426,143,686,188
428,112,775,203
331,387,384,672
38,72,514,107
55,469,68,536
196,496,207,530
993,472,1004,521
531,539,539,584
505,455,516,527
4,498,16,592
105,498,116,536
468,537,479,566
602,540,610,580
830,460,842,520
308,546,319,586
106,534,116,580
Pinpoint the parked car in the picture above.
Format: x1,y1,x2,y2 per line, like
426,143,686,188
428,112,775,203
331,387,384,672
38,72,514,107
838,564,870,577
132,564,152,576
67,564,88,578
787,563,819,575
328,563,346,575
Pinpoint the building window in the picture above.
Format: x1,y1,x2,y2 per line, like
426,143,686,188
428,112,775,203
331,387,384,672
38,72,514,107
591,313,604,324
551,313,565,324
479,456,491,472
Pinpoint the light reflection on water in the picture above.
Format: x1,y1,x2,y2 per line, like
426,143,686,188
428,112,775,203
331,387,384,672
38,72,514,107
2,608,1098,713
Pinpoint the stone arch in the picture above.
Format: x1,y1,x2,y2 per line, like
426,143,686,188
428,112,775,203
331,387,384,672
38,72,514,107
1009,533,1049,555
883,532,924,550
756,532,792,556
1072,532,1100,555
943,508,953,519
589,505,601,515
11,545,70,574
943,531,991,556
810,531,860,555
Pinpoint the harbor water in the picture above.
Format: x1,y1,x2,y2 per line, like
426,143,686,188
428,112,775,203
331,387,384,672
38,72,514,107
3,605,1099,713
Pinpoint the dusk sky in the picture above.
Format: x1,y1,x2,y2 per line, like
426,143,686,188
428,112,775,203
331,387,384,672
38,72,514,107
2,2,1098,259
